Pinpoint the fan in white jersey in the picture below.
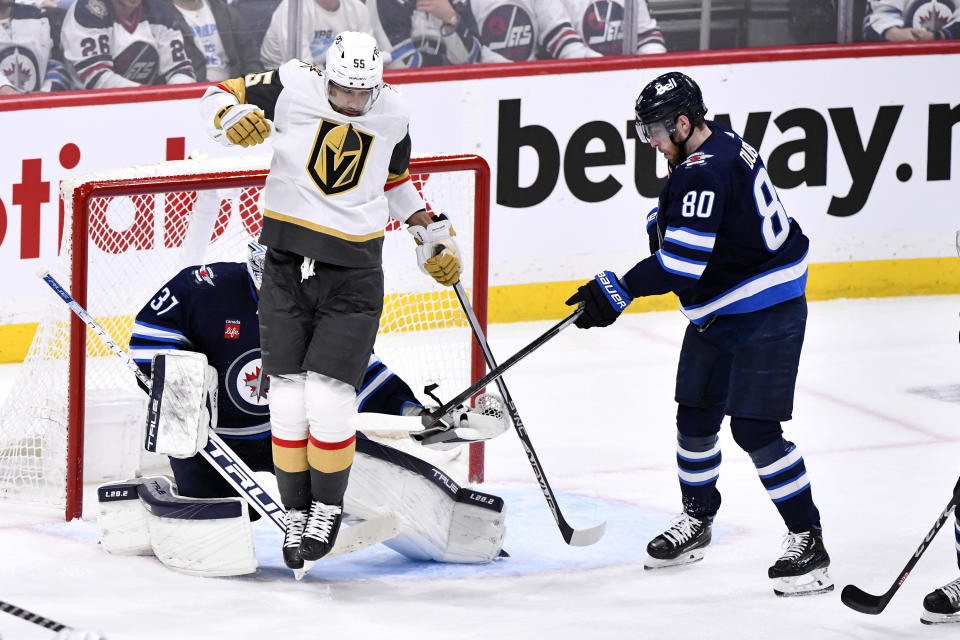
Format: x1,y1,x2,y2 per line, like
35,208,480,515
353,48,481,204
199,31,463,573
170,0,260,82
469,0,600,61
560,0,665,55
862,0,960,41
60,0,195,89
0,0,70,91
259,0,377,69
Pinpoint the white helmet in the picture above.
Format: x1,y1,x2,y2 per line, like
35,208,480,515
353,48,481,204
324,31,383,116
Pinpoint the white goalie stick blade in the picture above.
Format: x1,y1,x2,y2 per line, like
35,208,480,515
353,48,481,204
293,512,401,581
349,413,425,433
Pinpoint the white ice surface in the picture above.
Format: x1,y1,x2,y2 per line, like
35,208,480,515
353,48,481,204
2,296,960,639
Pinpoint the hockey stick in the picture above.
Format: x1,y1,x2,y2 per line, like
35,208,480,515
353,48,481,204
0,599,70,632
37,269,400,575
841,484,960,615
415,306,583,434
450,281,606,546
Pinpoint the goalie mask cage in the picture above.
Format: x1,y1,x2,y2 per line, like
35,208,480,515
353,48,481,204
0,153,490,521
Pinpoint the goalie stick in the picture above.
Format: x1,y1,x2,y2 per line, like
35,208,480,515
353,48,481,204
449,281,606,547
841,484,960,615
37,269,400,577
0,599,69,632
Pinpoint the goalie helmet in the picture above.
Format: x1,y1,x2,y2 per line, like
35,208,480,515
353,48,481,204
324,31,383,116
247,240,265,290
634,71,707,145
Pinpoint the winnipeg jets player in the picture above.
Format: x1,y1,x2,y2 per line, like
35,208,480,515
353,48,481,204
199,31,462,567
129,242,509,572
566,72,831,597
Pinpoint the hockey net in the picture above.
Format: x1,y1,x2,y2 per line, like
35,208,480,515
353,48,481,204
0,153,490,520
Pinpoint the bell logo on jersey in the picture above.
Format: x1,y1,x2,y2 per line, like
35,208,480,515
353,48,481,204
307,120,373,195
224,319,240,339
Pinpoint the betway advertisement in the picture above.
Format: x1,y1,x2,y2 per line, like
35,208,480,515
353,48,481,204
1,46,958,326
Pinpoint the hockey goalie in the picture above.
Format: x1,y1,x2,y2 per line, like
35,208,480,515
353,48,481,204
96,243,509,577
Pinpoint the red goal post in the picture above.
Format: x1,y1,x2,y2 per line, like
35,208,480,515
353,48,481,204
0,153,490,521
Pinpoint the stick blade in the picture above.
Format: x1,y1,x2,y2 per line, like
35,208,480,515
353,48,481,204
564,520,607,547
840,584,887,615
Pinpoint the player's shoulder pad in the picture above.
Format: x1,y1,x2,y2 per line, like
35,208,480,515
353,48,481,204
72,0,114,28
11,3,45,20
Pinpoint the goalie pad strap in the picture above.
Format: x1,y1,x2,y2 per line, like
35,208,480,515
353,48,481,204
356,433,503,512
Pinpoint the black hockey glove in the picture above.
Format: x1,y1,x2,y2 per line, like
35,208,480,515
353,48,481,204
565,270,633,329
646,206,660,254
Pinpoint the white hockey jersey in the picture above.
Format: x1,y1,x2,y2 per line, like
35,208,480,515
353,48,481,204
259,0,374,69
470,0,600,61
61,0,196,89
560,0,665,54
863,0,960,40
0,3,67,91
204,60,423,267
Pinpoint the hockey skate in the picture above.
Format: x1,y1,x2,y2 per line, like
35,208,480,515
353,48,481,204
768,526,833,597
921,577,960,625
300,500,344,562
644,513,712,570
282,508,307,570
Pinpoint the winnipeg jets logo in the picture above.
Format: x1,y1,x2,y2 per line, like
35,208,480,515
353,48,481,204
654,78,678,95
681,153,713,167
226,349,270,414
194,265,215,286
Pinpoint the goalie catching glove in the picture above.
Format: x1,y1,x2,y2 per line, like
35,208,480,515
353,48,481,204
211,103,272,148
408,213,462,286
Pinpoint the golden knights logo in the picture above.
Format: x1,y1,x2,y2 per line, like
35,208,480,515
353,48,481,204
307,119,374,195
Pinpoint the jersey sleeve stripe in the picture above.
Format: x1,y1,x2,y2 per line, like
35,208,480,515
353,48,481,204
664,227,716,250
657,249,707,279
384,171,411,191
73,55,111,73
216,78,246,103
130,346,180,363
132,321,192,344
680,252,808,324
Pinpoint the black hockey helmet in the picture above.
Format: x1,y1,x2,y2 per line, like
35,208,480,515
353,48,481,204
634,72,707,144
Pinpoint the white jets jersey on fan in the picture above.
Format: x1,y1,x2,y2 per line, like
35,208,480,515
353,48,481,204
0,4,66,91
259,0,375,69
470,0,601,61
202,59,423,267
61,0,195,89
560,0,666,55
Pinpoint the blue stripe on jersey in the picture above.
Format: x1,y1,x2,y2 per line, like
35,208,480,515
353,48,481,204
681,251,808,325
657,249,708,279
132,320,191,344
357,372,395,412
663,226,716,251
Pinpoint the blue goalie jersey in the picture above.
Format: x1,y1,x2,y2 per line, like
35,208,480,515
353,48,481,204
130,261,424,439
626,121,809,326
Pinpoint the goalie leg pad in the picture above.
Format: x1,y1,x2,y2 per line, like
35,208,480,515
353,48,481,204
97,479,154,556
345,436,506,563
138,476,257,577
146,351,217,458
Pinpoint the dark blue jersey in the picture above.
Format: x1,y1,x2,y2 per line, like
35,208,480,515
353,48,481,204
624,121,809,326
129,262,423,438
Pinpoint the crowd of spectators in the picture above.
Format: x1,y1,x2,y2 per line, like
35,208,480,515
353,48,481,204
0,0,957,93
